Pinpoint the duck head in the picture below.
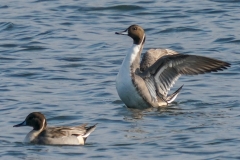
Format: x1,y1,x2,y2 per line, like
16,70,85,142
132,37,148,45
115,24,146,45
13,112,47,130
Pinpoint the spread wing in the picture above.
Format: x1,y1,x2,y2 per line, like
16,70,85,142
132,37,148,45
140,48,178,71
141,53,230,101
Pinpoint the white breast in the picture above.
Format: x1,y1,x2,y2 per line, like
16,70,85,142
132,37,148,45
116,44,148,108
24,129,41,143
24,119,45,143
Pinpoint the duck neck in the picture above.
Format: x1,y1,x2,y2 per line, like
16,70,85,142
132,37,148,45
126,36,145,73
24,119,46,143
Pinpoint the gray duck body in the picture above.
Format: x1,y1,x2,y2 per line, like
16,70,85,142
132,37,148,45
13,112,96,145
115,24,230,109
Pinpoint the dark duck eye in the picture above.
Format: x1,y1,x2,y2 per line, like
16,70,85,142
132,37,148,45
28,116,33,120
133,27,137,30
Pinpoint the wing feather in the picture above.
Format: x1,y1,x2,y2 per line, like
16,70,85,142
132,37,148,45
141,53,230,100
40,124,88,138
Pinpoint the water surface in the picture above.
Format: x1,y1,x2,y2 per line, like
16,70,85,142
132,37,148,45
0,0,239,159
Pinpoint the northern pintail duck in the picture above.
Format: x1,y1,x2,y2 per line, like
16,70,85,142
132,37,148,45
13,112,97,145
115,24,230,109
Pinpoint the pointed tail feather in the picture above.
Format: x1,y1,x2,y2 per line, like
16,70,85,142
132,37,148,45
82,124,97,138
166,85,183,103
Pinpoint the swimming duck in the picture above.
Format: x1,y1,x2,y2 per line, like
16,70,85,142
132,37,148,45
13,112,97,145
115,24,230,109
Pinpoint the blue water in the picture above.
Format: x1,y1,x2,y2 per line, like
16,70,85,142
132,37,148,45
0,0,239,159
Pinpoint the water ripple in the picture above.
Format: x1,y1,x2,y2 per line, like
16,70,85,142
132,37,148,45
0,22,14,31
0,0,239,159
78,5,145,12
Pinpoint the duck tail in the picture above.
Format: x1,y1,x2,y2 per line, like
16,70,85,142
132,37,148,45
166,85,183,103
82,124,97,141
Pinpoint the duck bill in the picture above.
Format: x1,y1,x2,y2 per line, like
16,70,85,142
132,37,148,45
115,29,128,35
13,120,27,127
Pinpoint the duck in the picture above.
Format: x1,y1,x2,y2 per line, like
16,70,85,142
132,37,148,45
13,112,97,145
115,24,230,109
